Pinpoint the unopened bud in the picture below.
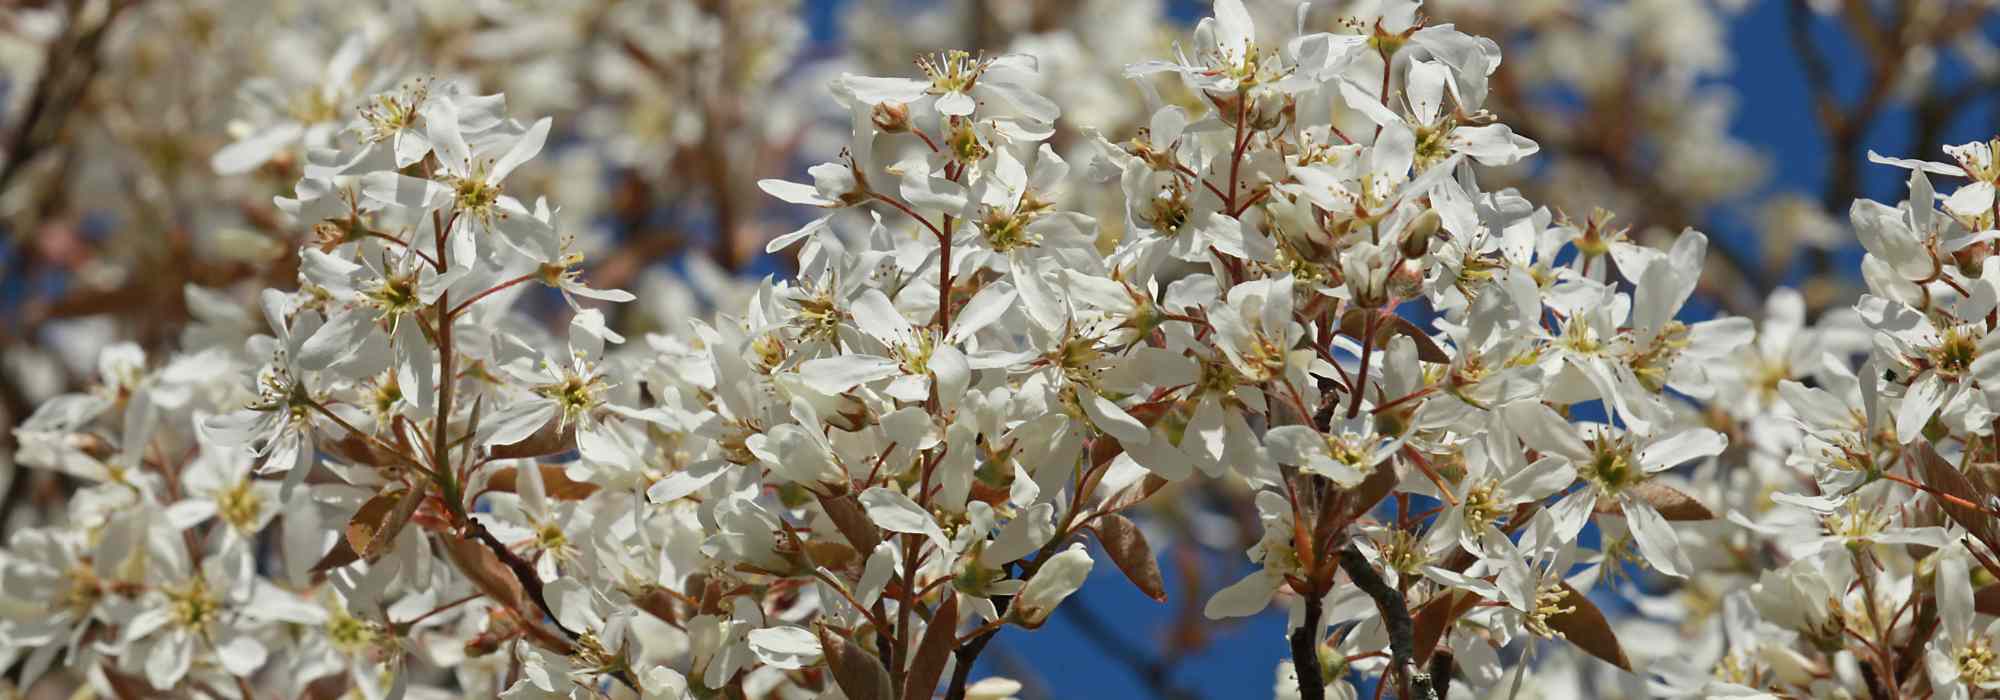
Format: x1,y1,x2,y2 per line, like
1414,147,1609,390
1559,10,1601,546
1010,544,1093,628
1954,241,1992,276
1246,86,1288,132
826,391,872,432
1388,259,1424,301
1399,209,1440,259
872,101,911,133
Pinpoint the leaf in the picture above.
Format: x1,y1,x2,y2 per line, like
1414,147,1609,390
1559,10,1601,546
1615,482,1714,521
1916,444,2000,553
819,625,894,700
1099,474,1171,515
1977,584,2000,617
901,593,959,700
321,431,401,468
363,486,428,560
1547,582,1631,671
1412,590,1480,666
1343,460,1401,522
309,537,360,574
818,492,883,553
439,531,531,614
489,420,575,459
804,540,862,570
634,587,681,626
1339,309,1449,363
486,464,600,500
1089,514,1167,602
344,491,400,557
99,663,154,700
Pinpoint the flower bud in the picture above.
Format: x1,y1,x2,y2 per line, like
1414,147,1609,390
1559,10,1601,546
1342,245,1391,308
1399,209,1440,260
1245,86,1288,132
872,101,911,133
1388,259,1424,301
1010,543,1092,628
826,391,873,432
1953,240,1992,276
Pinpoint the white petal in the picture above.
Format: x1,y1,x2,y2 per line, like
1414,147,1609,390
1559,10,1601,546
1622,500,1691,578
488,117,551,183
746,626,823,670
1079,390,1149,445
1204,569,1280,619
859,487,950,549
796,355,902,394
211,122,302,175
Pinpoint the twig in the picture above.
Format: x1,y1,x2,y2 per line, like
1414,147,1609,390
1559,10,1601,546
1291,589,1327,700
1337,545,1434,700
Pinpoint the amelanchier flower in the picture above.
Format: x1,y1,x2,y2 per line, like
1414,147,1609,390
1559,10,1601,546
24,1,2000,699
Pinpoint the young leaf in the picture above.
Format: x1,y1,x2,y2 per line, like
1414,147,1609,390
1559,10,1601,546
1916,444,2000,553
1609,482,1714,521
362,486,428,560
1090,514,1168,602
1547,582,1631,671
818,492,884,553
1412,589,1480,666
439,531,531,614
1339,308,1450,362
819,626,894,700
344,491,400,556
489,421,575,459
901,593,959,700
485,464,600,500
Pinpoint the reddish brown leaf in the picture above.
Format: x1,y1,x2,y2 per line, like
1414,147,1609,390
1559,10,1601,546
439,531,531,614
1412,590,1480,666
1916,444,2000,553
485,464,600,501
309,537,360,574
344,491,399,557
804,540,861,570
819,492,883,553
99,663,153,700
1977,584,2000,617
819,626,893,700
1100,474,1171,515
362,486,427,560
1343,461,1402,522
489,421,575,459
322,431,399,468
901,593,959,700
1547,583,1631,671
1090,514,1168,602
634,587,681,626
1339,309,1450,363
1612,482,1714,521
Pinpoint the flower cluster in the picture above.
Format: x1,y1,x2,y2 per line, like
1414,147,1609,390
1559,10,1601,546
9,1,2000,699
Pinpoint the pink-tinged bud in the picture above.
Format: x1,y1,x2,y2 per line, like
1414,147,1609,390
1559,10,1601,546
1010,543,1092,628
1388,259,1424,301
872,102,911,133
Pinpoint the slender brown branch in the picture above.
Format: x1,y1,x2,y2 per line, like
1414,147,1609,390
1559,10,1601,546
1292,589,1327,700
1338,545,1434,700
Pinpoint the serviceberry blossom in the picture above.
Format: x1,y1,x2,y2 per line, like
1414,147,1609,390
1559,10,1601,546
9,1,2000,699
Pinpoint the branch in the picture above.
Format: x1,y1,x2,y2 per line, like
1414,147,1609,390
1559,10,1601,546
1291,588,1327,700
1337,545,1434,700
944,593,1007,700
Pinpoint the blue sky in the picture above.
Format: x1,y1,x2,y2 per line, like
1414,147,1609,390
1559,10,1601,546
789,2,2000,697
